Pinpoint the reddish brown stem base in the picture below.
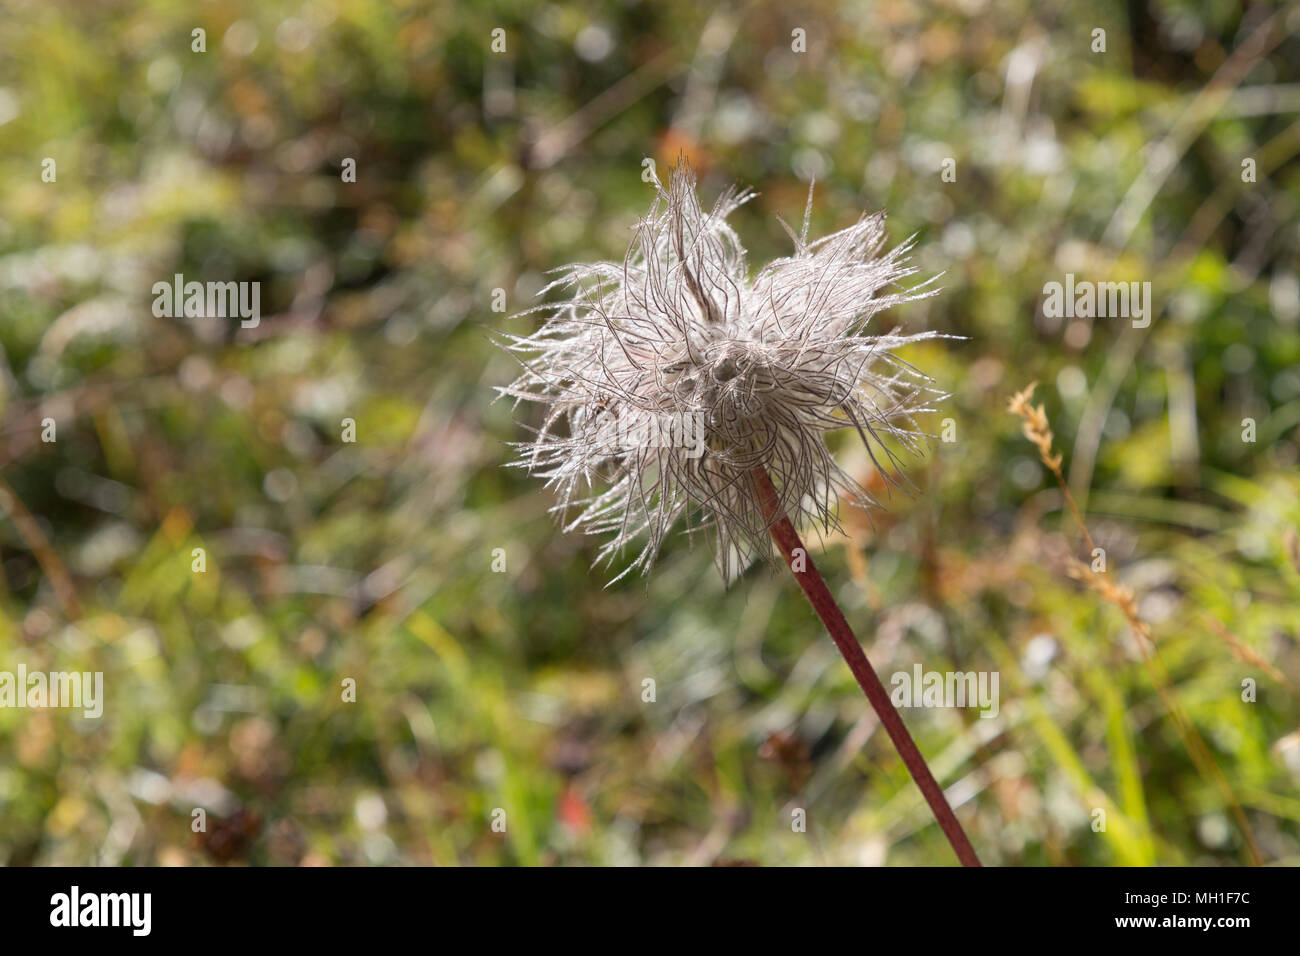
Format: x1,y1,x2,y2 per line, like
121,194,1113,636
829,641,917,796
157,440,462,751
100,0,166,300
751,466,981,867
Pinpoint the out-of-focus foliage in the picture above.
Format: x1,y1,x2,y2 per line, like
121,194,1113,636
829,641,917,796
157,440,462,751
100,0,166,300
0,0,1298,865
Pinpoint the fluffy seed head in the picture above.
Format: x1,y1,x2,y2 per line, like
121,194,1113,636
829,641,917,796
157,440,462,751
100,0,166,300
498,162,946,583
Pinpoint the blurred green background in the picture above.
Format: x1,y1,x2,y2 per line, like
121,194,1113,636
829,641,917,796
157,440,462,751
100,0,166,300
1,0,1298,865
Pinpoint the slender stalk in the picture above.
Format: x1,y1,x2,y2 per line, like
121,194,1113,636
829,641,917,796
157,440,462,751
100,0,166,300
0,475,82,620
750,466,981,867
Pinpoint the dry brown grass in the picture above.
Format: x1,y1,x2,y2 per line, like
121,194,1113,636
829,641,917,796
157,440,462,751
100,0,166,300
1008,383,1263,865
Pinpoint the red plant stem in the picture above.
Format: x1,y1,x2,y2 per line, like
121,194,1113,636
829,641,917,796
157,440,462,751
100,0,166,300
751,466,981,867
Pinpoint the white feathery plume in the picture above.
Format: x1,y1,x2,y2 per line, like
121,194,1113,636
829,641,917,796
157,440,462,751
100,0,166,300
497,162,947,583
